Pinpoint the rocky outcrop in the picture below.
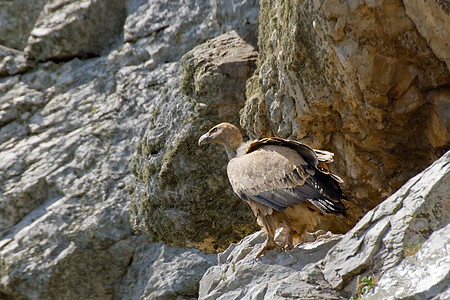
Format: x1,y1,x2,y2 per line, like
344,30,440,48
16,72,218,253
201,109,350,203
199,231,345,300
242,0,450,227
323,151,450,295
199,151,450,299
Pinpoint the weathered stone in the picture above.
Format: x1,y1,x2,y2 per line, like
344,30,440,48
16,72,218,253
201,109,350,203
199,231,344,300
211,0,260,48
425,88,450,149
0,46,32,77
115,235,217,300
365,222,450,300
0,54,143,299
1,0,449,299
25,0,127,61
0,0,47,50
242,0,450,229
404,0,450,70
129,30,259,253
323,151,450,294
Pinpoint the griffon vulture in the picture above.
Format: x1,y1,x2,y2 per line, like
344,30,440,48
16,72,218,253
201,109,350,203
198,123,347,257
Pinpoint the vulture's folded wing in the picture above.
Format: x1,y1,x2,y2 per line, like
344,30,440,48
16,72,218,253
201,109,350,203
227,144,346,214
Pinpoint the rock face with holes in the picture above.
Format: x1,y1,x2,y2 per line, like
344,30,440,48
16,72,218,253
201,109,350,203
199,151,450,299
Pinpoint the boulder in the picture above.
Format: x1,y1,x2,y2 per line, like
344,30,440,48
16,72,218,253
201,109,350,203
129,30,259,253
25,0,127,61
114,235,216,300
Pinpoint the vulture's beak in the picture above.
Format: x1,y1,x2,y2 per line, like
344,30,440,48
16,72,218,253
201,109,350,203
198,133,212,146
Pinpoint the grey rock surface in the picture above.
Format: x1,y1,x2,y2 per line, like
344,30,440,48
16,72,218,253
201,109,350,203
0,0,47,50
25,0,127,61
115,235,217,300
1,0,449,299
211,0,259,48
199,231,344,300
323,151,450,294
366,223,450,300
0,45,31,77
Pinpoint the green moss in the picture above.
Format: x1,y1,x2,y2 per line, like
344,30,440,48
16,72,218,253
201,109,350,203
180,53,196,96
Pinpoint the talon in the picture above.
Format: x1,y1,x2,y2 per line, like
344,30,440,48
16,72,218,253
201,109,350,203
284,243,294,251
256,239,283,258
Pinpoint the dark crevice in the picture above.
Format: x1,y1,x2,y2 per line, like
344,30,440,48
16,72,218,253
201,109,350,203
124,24,170,43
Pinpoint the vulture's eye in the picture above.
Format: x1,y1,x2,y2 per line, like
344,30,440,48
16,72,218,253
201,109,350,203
210,127,218,134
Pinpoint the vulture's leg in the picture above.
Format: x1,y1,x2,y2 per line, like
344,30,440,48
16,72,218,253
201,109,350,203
284,230,295,250
256,216,282,258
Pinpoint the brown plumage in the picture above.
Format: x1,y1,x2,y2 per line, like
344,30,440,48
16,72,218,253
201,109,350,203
199,123,347,257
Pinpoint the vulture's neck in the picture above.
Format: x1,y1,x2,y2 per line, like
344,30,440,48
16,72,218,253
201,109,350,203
224,140,250,160
223,131,243,160
224,144,237,160
223,138,243,160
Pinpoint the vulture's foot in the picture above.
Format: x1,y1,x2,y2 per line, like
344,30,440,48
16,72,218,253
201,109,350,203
284,243,295,251
256,238,283,258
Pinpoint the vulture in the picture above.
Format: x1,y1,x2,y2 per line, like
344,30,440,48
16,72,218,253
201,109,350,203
198,123,348,257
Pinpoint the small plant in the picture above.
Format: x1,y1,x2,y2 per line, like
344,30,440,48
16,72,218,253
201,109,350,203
221,269,227,282
350,274,379,300
403,243,422,257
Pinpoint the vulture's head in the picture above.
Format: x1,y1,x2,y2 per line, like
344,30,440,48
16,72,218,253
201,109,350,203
198,123,243,159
